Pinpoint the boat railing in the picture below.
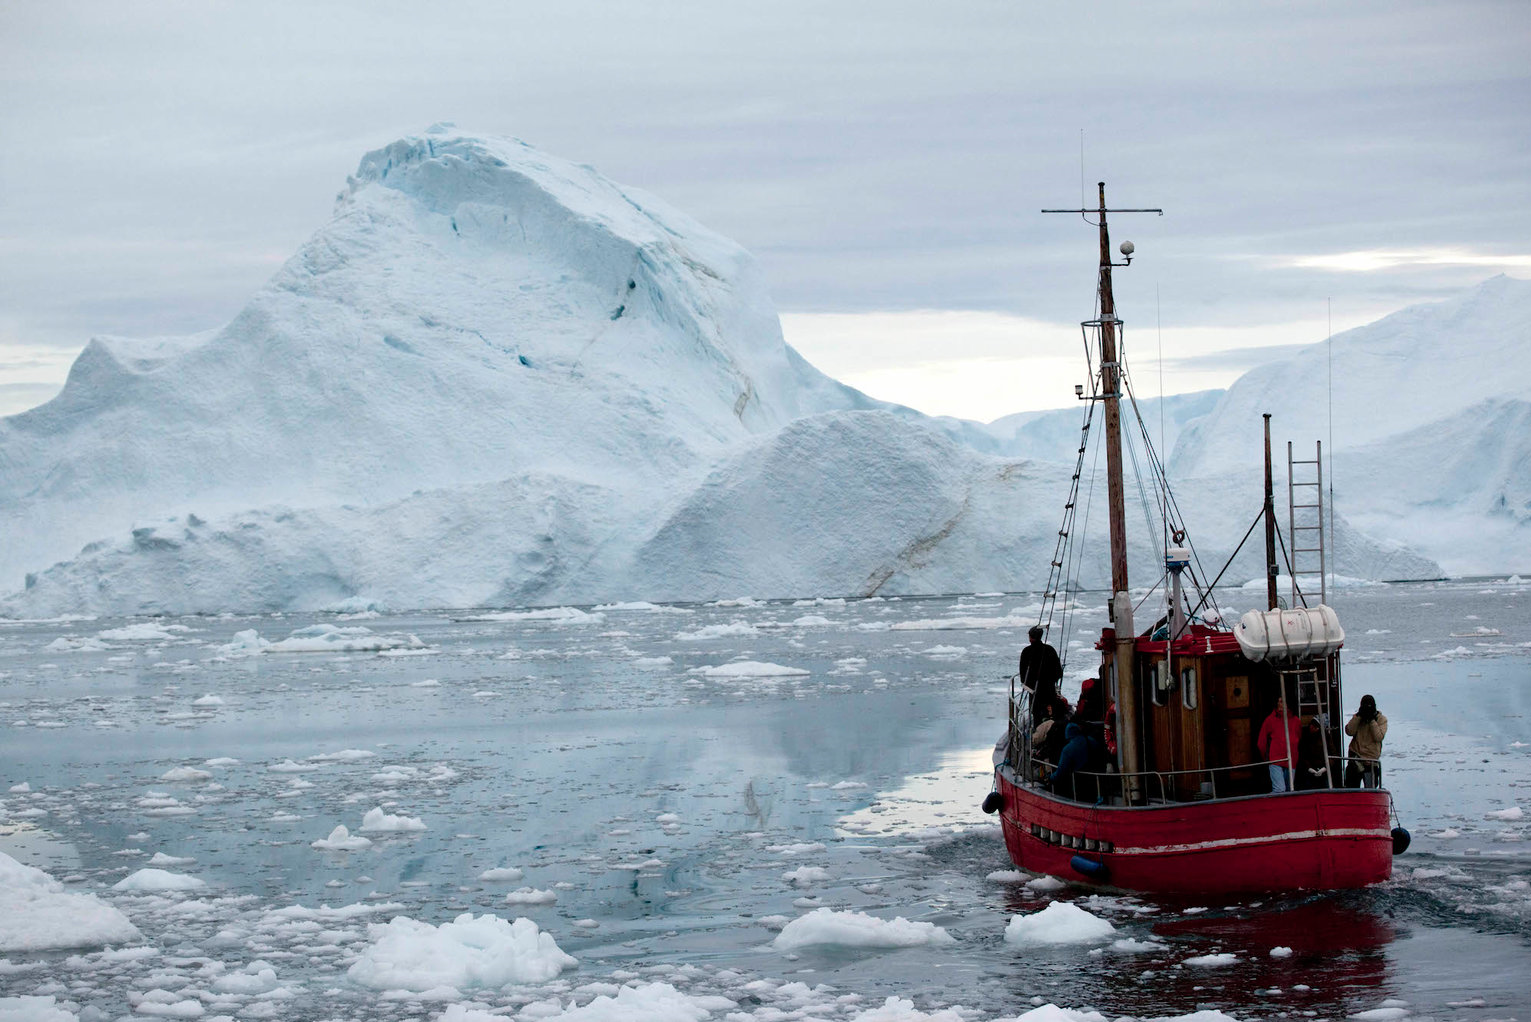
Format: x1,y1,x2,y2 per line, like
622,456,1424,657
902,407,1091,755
1005,685,1381,802
1027,756,1377,805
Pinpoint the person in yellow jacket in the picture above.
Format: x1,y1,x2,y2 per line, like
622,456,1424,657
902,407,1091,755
1344,694,1388,788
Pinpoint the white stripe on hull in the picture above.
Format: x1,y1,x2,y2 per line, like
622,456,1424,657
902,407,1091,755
1106,827,1391,856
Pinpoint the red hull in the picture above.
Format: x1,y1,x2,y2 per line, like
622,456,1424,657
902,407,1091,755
995,769,1392,895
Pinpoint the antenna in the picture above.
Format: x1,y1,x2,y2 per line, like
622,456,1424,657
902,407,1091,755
1080,129,1086,211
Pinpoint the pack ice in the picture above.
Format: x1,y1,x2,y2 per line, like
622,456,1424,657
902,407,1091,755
0,126,1503,615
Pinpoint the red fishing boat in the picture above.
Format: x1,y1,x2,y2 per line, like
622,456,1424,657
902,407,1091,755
982,184,1407,895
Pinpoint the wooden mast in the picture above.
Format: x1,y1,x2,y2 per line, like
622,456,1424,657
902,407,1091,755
1263,413,1279,611
1094,182,1143,797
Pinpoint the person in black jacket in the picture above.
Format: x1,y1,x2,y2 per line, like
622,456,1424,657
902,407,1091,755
1019,625,1062,728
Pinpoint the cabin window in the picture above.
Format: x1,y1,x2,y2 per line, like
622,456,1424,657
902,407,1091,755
1150,660,1169,707
1180,666,1198,709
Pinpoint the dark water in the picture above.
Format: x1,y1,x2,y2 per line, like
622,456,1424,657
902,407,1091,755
0,579,1527,1019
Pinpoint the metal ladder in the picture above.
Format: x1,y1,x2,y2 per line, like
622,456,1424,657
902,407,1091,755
1286,440,1326,607
1279,660,1335,787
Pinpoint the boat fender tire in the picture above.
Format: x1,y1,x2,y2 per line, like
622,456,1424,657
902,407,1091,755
1391,826,1411,855
1069,855,1109,881
982,791,1004,815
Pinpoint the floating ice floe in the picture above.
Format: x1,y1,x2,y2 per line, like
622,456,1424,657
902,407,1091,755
478,866,524,881
112,868,206,893
267,624,425,653
159,766,212,782
773,907,954,950
0,996,88,1021
462,607,605,625
312,825,372,850
307,748,376,762
504,887,558,905
1485,806,1524,821
783,866,831,887
267,758,320,773
97,622,190,642
675,621,759,641
0,850,142,951
1184,952,1239,966
1004,902,1116,945
147,852,195,867
688,661,809,679
347,912,577,990
191,693,224,706
359,806,427,832
892,610,1040,631
1112,938,1167,952
209,962,280,995
594,601,693,614
43,635,110,652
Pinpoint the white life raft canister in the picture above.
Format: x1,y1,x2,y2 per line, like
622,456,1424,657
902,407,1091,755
1234,605,1345,662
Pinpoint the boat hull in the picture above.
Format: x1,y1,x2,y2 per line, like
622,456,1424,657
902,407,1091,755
995,769,1392,895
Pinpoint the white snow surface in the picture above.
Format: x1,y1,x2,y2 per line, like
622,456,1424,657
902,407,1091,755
772,907,954,950
347,912,577,990
0,850,142,951
4,128,1508,615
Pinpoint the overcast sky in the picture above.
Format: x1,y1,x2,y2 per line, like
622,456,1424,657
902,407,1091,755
2,1,1527,419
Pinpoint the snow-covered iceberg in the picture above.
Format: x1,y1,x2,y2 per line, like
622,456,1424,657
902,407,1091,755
0,126,880,612
2,126,1491,616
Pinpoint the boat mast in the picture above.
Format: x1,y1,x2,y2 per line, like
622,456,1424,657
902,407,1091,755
1263,413,1279,611
1043,184,1160,802
1092,183,1144,794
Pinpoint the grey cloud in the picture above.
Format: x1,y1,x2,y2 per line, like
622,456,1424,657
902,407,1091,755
1,0,1526,352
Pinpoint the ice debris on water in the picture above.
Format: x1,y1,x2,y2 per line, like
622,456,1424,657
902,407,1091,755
773,908,954,950
0,850,141,951
311,825,372,850
347,912,577,990
1004,903,1115,945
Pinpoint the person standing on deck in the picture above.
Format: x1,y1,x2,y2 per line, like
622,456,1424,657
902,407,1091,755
1344,694,1388,788
1257,696,1301,793
1019,626,1062,728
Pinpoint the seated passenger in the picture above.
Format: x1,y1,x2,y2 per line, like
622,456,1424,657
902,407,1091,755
1049,722,1103,801
1031,696,1071,774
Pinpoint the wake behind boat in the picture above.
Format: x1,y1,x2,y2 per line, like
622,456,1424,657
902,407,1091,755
983,184,1408,895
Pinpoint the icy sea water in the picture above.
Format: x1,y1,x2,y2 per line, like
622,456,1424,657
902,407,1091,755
0,580,1527,1021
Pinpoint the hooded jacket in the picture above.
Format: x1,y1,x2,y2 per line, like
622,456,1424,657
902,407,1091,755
1345,712,1388,762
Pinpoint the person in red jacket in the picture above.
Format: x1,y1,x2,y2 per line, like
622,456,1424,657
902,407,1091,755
1257,695,1302,793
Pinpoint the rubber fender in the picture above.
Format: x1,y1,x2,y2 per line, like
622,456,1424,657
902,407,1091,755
1069,855,1109,880
1391,826,1411,855
982,791,1004,815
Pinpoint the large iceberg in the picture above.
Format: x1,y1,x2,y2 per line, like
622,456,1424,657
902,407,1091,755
2,128,1493,615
